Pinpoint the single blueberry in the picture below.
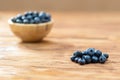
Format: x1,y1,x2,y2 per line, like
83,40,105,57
24,12,29,16
73,50,82,57
78,58,86,65
33,11,39,15
21,15,26,20
38,11,46,18
91,56,98,63
77,58,82,63
82,55,91,64
70,56,76,62
44,13,51,22
34,17,41,23
74,57,79,63
30,19,35,24
27,11,33,15
103,53,109,59
23,19,29,24
94,50,102,57
99,55,107,63
15,19,22,23
11,17,16,22
82,50,87,55
16,14,22,19
26,15,33,20
86,48,95,56
41,18,48,23
32,11,39,17
46,13,51,18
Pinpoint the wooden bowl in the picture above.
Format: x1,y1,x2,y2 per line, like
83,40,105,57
8,19,54,42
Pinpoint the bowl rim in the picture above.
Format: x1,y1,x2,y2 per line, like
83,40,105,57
8,18,54,26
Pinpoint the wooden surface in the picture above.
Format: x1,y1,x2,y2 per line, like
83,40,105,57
0,12,120,80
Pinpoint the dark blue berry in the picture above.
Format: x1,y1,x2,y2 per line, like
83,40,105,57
11,17,16,22
73,50,82,57
92,56,98,63
38,11,46,18
33,11,39,15
86,48,95,56
30,19,35,24
44,13,51,22
27,11,33,15
16,14,22,19
21,16,26,20
32,11,39,17
99,55,107,63
16,19,22,23
74,57,79,63
70,56,76,62
82,55,91,64
23,19,29,24
41,18,48,23
78,58,86,65
103,53,109,59
94,50,102,57
24,12,29,16
26,15,33,19
82,50,87,55
34,17,41,23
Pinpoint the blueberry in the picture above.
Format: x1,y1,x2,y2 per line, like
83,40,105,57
15,19,22,23
99,55,107,63
77,58,82,62
33,11,39,15
78,58,86,65
23,19,29,24
70,56,76,62
73,50,82,57
16,14,22,19
34,17,41,23
86,48,95,56
21,16,26,20
30,19,35,24
74,57,79,63
27,11,33,15
82,55,91,64
38,11,46,18
32,11,39,17
94,50,102,57
41,18,48,23
32,14,38,18
82,50,87,55
11,17,16,22
103,53,109,59
26,15,33,19
46,13,51,18
24,12,29,16
44,13,51,22
92,56,98,63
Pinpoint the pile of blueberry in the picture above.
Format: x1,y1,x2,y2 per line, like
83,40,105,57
11,11,51,24
70,48,109,65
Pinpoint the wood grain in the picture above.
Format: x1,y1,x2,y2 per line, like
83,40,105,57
0,12,120,80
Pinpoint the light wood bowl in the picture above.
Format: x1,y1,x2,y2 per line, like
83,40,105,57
8,19,54,42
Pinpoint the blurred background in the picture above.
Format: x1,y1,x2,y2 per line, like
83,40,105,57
0,0,120,39
0,0,120,12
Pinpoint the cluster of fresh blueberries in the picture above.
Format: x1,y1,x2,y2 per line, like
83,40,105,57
11,11,51,24
70,48,109,65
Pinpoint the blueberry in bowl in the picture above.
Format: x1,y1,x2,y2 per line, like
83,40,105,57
8,11,54,42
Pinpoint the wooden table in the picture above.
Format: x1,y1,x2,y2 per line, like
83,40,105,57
0,12,120,80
